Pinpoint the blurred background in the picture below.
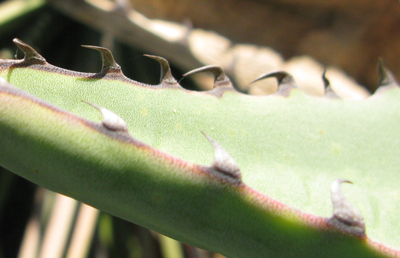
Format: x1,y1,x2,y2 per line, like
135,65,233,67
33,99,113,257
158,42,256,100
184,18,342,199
0,0,399,257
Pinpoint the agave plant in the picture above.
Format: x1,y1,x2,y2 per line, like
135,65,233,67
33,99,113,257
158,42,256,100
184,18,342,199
1,0,400,257
0,35,399,258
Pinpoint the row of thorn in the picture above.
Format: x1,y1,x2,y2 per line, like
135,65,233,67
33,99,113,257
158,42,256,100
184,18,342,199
12,39,399,99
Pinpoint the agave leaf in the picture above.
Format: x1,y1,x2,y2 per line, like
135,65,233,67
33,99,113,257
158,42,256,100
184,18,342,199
0,39,399,258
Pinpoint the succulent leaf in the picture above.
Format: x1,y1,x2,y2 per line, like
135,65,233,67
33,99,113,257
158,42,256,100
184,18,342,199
0,39,399,258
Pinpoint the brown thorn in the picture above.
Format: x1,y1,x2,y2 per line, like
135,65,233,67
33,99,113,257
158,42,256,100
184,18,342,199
373,60,399,96
251,71,297,95
183,66,232,88
81,45,122,75
144,54,178,85
377,59,398,87
322,69,340,98
13,38,46,64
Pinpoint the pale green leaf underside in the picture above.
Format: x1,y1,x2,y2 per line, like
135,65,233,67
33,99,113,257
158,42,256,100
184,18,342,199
1,59,400,255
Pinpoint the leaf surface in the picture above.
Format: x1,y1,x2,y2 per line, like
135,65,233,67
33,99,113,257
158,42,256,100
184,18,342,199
0,41,399,257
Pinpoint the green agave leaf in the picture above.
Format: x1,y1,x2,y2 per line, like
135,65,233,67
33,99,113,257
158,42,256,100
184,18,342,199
0,39,399,258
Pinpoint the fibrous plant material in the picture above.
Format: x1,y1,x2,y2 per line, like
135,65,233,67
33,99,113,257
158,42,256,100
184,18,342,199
0,39,399,258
